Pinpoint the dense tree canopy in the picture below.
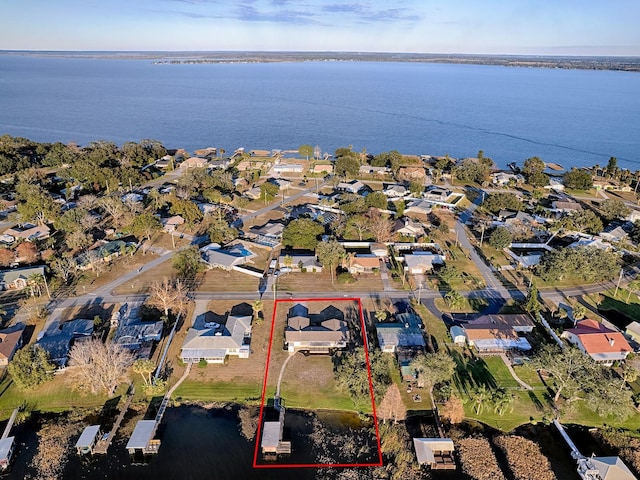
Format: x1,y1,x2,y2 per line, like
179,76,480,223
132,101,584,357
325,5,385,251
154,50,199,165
488,227,512,249
599,198,631,221
335,347,391,407
282,218,324,250
8,347,55,390
537,246,620,283
556,209,603,234
522,157,548,186
563,168,593,190
173,246,204,278
454,156,493,184
482,192,523,214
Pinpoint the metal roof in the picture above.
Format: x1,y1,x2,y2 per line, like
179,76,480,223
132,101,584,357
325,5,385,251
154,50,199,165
75,425,101,449
0,437,14,460
261,422,281,449
126,420,156,450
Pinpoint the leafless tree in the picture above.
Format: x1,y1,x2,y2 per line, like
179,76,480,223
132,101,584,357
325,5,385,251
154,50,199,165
148,277,188,317
377,383,407,424
367,208,393,243
67,339,134,395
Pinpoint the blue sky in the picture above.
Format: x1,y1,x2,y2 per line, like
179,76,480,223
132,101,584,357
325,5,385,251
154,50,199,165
2,0,639,55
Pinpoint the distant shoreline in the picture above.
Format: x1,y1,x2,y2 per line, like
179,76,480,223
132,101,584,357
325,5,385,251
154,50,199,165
2,50,640,72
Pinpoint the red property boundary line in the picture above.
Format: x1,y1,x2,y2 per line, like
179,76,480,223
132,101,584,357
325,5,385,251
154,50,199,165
252,297,383,469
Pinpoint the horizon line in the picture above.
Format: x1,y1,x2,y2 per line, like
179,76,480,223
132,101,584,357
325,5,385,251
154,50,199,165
1,49,640,59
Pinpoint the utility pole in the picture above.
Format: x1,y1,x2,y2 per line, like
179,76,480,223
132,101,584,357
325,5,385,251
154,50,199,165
479,223,486,247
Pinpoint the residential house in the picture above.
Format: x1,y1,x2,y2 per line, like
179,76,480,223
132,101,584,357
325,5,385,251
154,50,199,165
393,218,426,239
599,225,629,243
404,252,445,275
423,187,452,202
404,199,433,216
113,316,163,353
568,237,612,251
359,165,390,176
383,184,409,198
311,164,334,174
75,240,130,271
4,223,50,241
284,304,349,353
336,180,365,194
462,325,532,353
179,157,209,169
196,202,218,215
155,155,174,169
491,172,523,186
201,243,257,271
210,158,231,169
466,314,535,333
347,254,380,274
545,177,565,192
273,163,304,174
180,314,252,363
551,201,582,213
278,253,323,272
244,187,262,200
376,321,425,353
250,149,271,157
0,323,25,366
397,166,426,182
36,319,94,367
413,438,455,470
270,178,291,190
249,221,285,239
161,215,185,233
0,266,45,291
562,319,632,366
625,321,640,344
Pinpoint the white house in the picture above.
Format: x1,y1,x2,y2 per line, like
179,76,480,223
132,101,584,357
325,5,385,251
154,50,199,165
180,314,252,363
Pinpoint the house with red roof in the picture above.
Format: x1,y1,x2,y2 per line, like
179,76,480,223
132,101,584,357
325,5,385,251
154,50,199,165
561,319,633,366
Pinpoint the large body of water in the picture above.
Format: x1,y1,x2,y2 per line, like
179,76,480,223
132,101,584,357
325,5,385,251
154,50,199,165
1,55,639,170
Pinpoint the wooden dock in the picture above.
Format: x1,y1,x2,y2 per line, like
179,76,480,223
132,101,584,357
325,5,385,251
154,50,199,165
93,384,135,455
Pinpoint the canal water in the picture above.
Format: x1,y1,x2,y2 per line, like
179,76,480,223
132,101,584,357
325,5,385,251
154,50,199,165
8,406,378,480
3,405,612,480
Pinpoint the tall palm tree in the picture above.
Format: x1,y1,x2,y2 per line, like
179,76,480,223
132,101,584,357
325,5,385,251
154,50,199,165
444,290,465,310
252,300,263,322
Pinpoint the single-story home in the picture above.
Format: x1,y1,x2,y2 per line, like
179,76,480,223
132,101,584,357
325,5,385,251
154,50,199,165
113,319,163,351
552,201,582,213
463,325,532,353
376,322,425,353
273,163,304,174
562,319,632,366
404,253,445,275
36,319,94,367
336,180,365,194
0,266,45,291
423,187,452,202
201,243,257,270
4,223,50,241
250,221,285,239
383,184,409,198
359,165,390,176
244,187,262,200
311,164,334,174
491,172,524,186
180,157,209,169
413,438,455,470
278,253,323,273
161,215,185,233
285,304,349,353
180,314,252,364
0,323,25,366
394,218,426,239
599,226,628,243
347,254,380,274
404,199,433,216
466,314,535,333
370,243,388,257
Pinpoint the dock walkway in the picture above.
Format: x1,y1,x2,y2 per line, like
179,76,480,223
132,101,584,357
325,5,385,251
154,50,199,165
93,385,135,455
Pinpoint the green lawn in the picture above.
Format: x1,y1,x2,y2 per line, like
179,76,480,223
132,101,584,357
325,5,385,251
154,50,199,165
0,375,132,420
463,390,548,432
173,379,262,404
585,288,640,320
412,302,450,348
